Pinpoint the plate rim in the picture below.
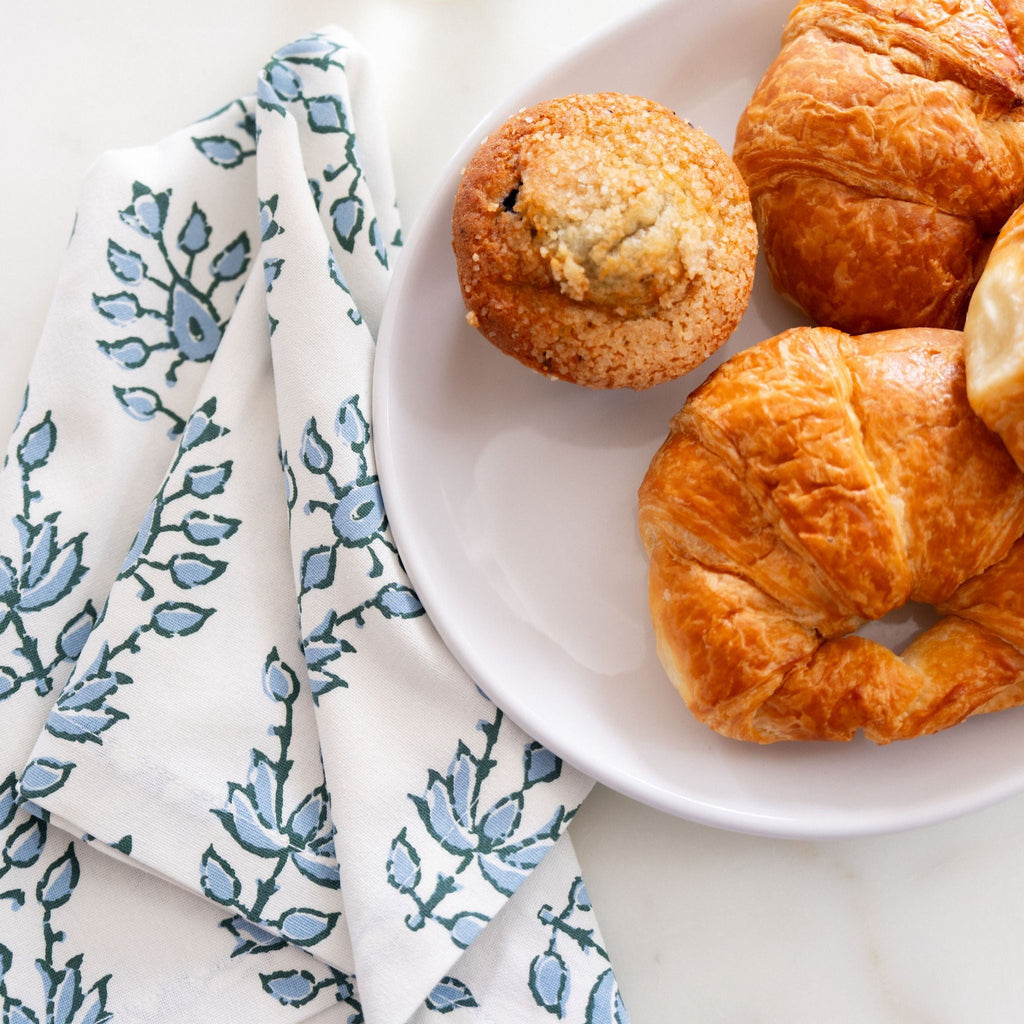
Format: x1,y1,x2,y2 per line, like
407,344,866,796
372,0,1024,840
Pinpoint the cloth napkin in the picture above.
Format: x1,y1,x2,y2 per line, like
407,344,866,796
0,28,628,1024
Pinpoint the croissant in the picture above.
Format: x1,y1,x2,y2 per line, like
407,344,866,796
964,199,1024,471
733,0,1024,334
637,326,1024,743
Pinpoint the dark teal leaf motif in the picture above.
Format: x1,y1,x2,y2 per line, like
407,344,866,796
177,202,212,254
259,962,362,1015
386,828,421,894
0,403,95,703
261,970,318,1006
18,520,87,612
306,94,347,133
376,582,423,620
271,907,340,947
16,411,56,470
181,510,240,545
179,403,228,450
331,194,364,252
200,845,242,905
97,181,249,408
530,951,570,1017
264,61,302,101
425,976,479,1014
220,916,287,957
300,545,335,591
207,648,343,962
0,775,19,830
259,195,284,241
263,257,284,292
369,216,389,270
256,75,288,117
105,240,147,284
182,461,233,497
448,911,489,950
18,759,76,800
119,181,170,238
290,396,423,701
0,819,115,1024
2,817,46,869
192,135,249,168
96,336,150,369
585,969,629,1024
93,290,147,325
210,231,250,281
1,998,38,1024
388,708,574,946
40,400,235,761
36,845,79,910
191,100,257,169
299,418,332,474
529,877,627,1024
113,386,187,438
168,552,227,589
150,601,214,637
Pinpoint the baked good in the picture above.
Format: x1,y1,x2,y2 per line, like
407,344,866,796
638,325,1024,743
451,92,757,390
733,0,1024,334
964,200,1024,472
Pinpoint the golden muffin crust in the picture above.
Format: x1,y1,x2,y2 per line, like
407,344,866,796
451,93,757,389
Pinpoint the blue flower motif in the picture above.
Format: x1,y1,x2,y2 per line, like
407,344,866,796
98,181,249,401
331,480,384,547
208,649,342,957
529,877,628,1023
0,818,115,1024
388,710,572,948
0,405,95,704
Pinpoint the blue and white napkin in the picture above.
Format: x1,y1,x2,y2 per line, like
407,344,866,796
0,28,628,1024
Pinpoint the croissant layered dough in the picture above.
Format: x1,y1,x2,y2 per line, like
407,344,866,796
638,326,1024,743
964,200,1024,471
733,0,1024,334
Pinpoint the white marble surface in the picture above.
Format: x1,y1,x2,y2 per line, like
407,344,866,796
4,2,1024,1021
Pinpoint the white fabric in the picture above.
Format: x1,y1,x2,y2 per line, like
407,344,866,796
0,27,627,1024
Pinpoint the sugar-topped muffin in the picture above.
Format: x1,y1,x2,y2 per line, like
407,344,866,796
451,92,757,389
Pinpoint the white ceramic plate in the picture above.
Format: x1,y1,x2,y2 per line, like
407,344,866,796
374,0,1024,839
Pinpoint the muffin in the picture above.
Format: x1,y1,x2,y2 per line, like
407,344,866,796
451,92,757,390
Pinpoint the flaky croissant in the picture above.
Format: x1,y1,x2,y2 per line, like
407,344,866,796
733,0,1024,334
638,326,1024,743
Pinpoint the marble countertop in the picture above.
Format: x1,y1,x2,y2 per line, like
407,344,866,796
4,2,1024,1020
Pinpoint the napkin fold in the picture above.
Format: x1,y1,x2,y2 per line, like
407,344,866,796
0,26,628,1024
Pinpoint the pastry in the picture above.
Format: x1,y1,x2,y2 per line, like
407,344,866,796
451,92,757,390
964,200,1024,472
733,0,1024,334
638,325,1024,743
